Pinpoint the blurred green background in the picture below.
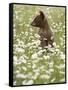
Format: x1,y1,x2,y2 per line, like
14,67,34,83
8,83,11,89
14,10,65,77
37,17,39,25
13,4,66,86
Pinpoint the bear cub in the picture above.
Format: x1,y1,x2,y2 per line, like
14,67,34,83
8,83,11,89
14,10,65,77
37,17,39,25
31,11,54,48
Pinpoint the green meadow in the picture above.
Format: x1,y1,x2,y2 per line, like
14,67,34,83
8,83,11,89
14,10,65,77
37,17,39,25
13,4,66,85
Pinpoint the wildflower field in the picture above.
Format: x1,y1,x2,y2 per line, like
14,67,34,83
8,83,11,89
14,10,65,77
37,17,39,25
13,4,66,86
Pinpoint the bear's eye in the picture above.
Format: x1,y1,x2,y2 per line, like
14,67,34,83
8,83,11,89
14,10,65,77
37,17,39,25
35,16,41,23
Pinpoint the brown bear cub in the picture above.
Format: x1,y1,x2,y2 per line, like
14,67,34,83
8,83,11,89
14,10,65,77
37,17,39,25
31,11,54,49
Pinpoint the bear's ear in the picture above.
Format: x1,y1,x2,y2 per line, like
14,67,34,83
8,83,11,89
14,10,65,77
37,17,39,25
39,11,45,19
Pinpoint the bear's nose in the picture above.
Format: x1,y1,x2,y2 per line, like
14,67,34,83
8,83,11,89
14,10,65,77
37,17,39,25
31,22,35,26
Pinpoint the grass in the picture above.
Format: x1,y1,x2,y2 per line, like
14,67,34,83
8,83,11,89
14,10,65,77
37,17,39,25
13,4,66,86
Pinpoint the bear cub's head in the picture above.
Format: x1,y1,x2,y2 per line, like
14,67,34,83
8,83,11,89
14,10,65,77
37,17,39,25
31,11,46,28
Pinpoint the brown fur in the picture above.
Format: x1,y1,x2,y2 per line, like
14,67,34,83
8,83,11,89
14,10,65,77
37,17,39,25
31,11,54,48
